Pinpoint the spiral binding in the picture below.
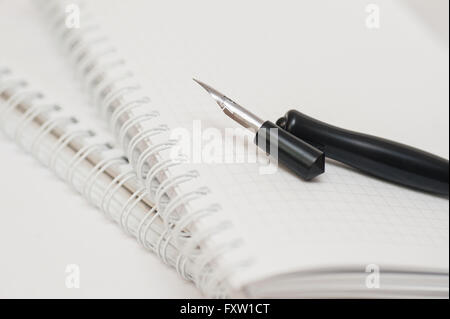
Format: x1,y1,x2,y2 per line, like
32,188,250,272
36,0,254,297
0,69,203,290
0,67,248,297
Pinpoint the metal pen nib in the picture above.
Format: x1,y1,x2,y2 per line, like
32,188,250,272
193,78,325,180
193,79,264,132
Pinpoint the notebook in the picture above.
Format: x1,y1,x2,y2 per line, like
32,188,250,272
1,0,448,298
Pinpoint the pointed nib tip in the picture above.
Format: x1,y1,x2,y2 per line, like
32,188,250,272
192,78,221,99
193,79,229,111
192,78,211,92
193,78,207,87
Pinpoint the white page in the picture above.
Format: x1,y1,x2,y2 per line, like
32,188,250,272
37,0,449,291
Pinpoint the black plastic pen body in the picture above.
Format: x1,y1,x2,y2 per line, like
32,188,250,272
277,110,449,196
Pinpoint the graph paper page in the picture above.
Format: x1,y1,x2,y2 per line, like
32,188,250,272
60,0,450,287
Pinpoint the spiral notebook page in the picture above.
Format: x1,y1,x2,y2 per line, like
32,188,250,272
79,0,448,288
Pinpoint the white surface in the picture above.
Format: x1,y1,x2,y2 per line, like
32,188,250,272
0,0,448,298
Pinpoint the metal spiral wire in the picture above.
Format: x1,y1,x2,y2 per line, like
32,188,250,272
36,0,253,297
0,69,207,289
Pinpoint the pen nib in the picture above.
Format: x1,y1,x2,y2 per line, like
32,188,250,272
193,78,264,131
193,78,228,110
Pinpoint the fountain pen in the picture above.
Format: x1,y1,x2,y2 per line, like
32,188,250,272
194,79,449,196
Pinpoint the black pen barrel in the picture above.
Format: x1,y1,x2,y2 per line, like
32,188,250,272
277,110,449,196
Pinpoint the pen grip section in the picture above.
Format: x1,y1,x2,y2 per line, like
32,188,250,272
277,110,449,195
255,121,325,180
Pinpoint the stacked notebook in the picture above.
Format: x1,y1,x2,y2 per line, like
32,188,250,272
1,0,448,297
